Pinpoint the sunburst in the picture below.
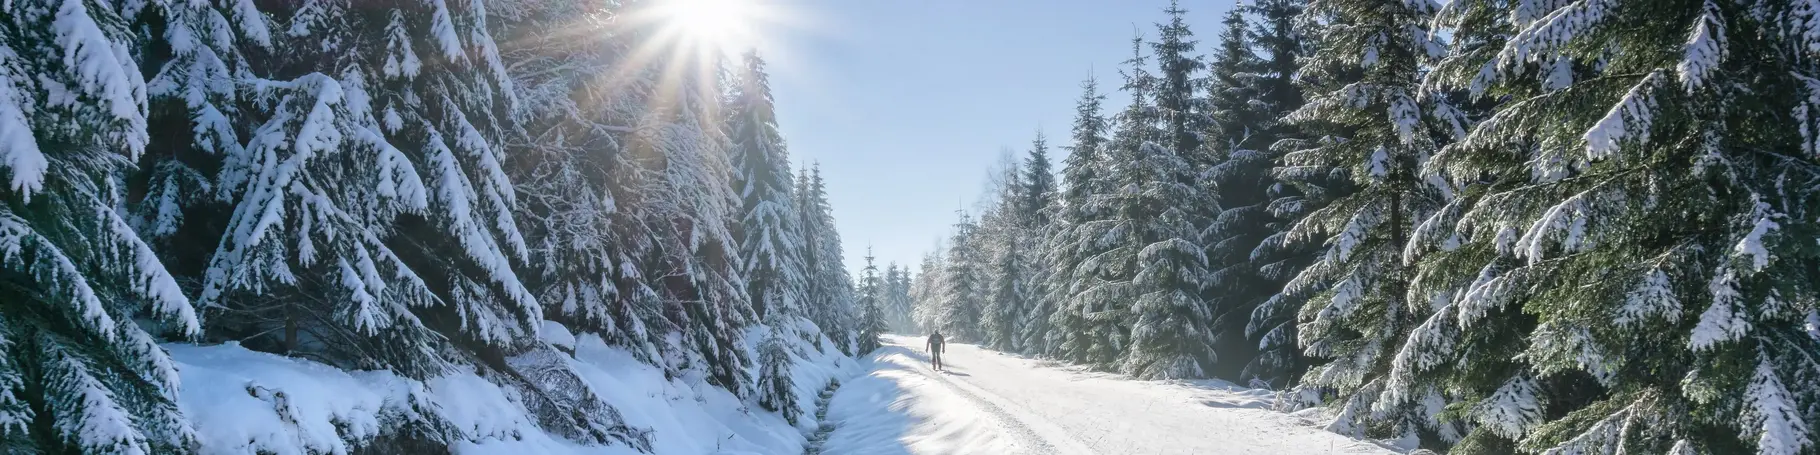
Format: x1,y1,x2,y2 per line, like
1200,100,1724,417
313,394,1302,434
650,0,759,59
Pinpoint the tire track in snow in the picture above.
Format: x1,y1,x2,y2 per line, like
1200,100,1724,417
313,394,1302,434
915,362,1096,455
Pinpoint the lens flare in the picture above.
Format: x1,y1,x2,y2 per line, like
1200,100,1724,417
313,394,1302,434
652,0,757,58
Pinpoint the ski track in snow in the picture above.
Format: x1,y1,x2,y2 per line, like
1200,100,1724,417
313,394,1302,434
820,335,1405,455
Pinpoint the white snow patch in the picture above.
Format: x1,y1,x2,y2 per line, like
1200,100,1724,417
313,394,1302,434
539,319,575,351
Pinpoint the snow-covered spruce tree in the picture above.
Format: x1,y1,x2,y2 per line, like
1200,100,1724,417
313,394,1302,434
1370,0,1528,451
1281,0,1453,440
1239,0,1321,389
635,49,756,392
980,158,1027,352
1199,4,1283,383
497,0,664,362
936,213,987,342
476,2,682,448
0,2,204,451
797,165,856,352
1243,0,1308,129
1204,8,1270,152
855,249,886,354
1153,1,1211,169
360,0,543,357
1012,132,1054,355
813,168,858,347
1070,25,1215,380
792,167,825,345
756,326,798,424
1022,132,1057,230
1053,37,1167,370
1393,1,1820,453
129,0,258,272
1118,8,1221,379
727,51,808,327
529,2,763,389
171,0,543,380
196,56,450,377
730,77,806,408
1038,77,1111,359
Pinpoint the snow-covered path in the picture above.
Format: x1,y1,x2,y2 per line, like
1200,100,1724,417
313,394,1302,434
818,335,1404,455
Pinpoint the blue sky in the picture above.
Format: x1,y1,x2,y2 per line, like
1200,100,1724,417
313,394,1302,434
750,0,1239,274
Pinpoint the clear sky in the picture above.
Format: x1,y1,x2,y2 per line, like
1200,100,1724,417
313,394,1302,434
748,0,1239,275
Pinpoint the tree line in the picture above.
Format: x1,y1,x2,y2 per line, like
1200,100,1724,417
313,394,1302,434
911,0,1820,453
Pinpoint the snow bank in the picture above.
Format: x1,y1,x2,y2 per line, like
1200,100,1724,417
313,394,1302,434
170,342,407,455
169,319,861,455
749,320,866,433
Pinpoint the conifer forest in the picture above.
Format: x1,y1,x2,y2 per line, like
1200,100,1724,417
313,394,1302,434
909,0,1820,453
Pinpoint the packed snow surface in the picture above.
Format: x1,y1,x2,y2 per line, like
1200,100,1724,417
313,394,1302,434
819,335,1405,455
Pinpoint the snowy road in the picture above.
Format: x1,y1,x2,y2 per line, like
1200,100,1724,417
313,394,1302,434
818,335,1405,455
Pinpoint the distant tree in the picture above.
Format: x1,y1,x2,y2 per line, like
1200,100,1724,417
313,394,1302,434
855,249,887,354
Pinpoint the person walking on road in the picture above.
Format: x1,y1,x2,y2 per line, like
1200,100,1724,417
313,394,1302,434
926,331,946,371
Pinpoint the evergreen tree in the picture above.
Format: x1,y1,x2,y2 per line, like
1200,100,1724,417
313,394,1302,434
1022,131,1057,228
1037,77,1110,358
638,43,756,395
937,213,986,341
1199,5,1279,382
979,153,1024,351
1009,133,1054,354
1120,5,1221,379
797,165,856,352
1204,9,1269,151
0,2,204,451
756,328,798,424
1367,0,1520,450
1153,1,1210,165
1053,37,1166,370
727,52,807,324
1389,0,1820,452
1282,0,1453,440
133,0,548,379
504,0,664,367
719,49,816,409
1237,0,1319,389
1244,0,1308,138
855,249,886,354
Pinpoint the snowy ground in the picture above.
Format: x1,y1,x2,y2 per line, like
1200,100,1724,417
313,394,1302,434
819,335,1406,455
167,320,861,455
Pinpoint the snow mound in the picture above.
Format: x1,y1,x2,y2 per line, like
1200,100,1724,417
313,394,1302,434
540,319,576,351
1176,379,1279,409
170,342,405,455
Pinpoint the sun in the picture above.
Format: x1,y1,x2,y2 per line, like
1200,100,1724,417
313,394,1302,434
652,0,758,58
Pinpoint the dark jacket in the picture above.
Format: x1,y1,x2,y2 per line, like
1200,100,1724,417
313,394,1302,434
926,333,945,353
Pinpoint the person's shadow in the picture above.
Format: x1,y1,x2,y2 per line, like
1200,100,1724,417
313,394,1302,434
940,370,971,377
